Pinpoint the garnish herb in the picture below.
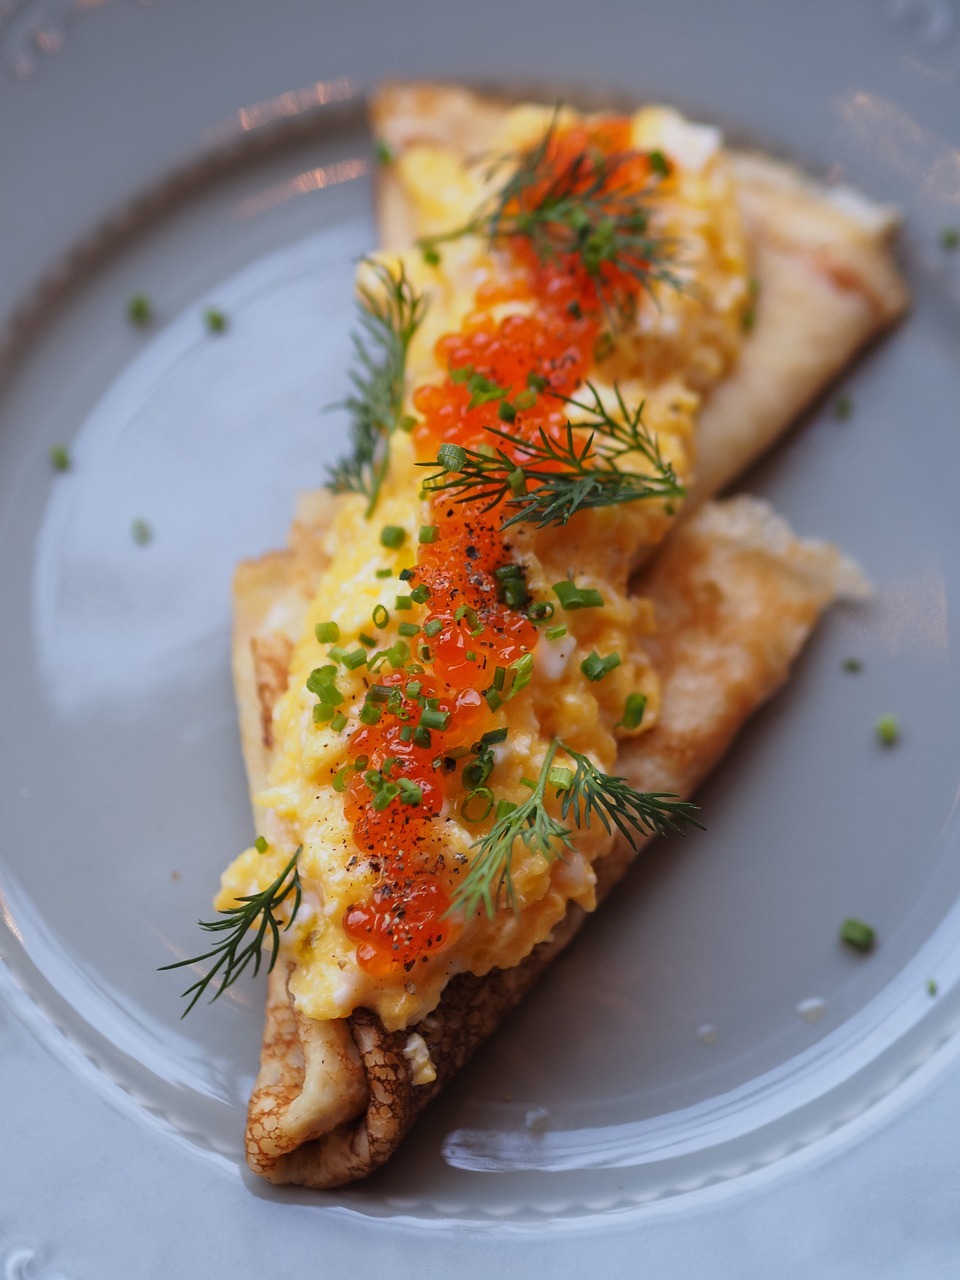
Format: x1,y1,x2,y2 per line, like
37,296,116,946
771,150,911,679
941,227,959,251
842,657,863,674
203,307,227,333
421,382,682,529
127,294,152,326
839,917,876,952
160,848,302,1015
834,393,853,421
448,739,700,919
875,714,899,747
131,518,152,546
315,621,340,643
49,444,70,472
327,261,427,517
580,650,621,681
380,524,406,549
415,112,683,318
615,691,647,729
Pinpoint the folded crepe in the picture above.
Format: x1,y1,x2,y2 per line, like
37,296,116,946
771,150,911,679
221,85,905,1188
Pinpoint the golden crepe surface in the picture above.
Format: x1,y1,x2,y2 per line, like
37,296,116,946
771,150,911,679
216,85,905,1188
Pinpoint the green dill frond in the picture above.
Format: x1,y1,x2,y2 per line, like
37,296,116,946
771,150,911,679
449,741,574,919
327,260,427,517
419,381,684,529
160,849,302,1016
448,740,701,920
416,112,684,318
558,747,703,845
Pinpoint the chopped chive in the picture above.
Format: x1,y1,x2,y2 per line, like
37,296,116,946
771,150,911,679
514,387,537,410
615,692,647,729
203,307,227,333
386,640,411,667
49,444,71,471
374,138,395,165
840,918,876,951
365,685,391,703
127,294,152,326
647,149,672,177
438,442,467,471
465,650,477,662
552,580,604,610
412,725,432,748
504,652,535,700
375,567,393,578
460,787,495,823
419,708,450,731
395,595,413,610
359,703,382,726
527,600,554,622
405,680,422,699
423,618,443,637
398,414,416,434
418,524,439,544
314,621,340,644
398,567,415,582
843,657,863,673
330,711,348,732
928,978,939,996
131,518,152,546
479,728,508,747
526,371,547,392
484,688,503,712
326,645,349,662
312,703,335,723
581,650,621,681
380,524,406,549
498,399,517,423
372,603,390,629
254,836,269,853
358,633,377,648
545,624,567,641
422,246,441,267
409,584,431,604
941,227,959,251
834,393,853,421
547,766,574,791
342,648,368,670
397,778,423,806
875,714,899,746
398,621,420,638
399,724,414,742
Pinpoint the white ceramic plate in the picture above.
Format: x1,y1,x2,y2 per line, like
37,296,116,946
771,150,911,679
2,1,960,1273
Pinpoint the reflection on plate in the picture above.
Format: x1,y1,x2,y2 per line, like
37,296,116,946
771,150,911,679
2,3,960,1254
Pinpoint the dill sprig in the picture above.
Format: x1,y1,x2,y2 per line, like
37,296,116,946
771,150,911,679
558,746,703,844
327,261,427,517
417,113,683,315
449,741,700,919
160,848,302,1016
420,381,684,529
450,741,574,919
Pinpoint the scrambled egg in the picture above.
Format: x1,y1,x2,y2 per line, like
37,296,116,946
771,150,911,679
218,104,750,1033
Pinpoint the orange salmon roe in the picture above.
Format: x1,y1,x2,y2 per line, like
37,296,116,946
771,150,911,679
343,116,648,974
